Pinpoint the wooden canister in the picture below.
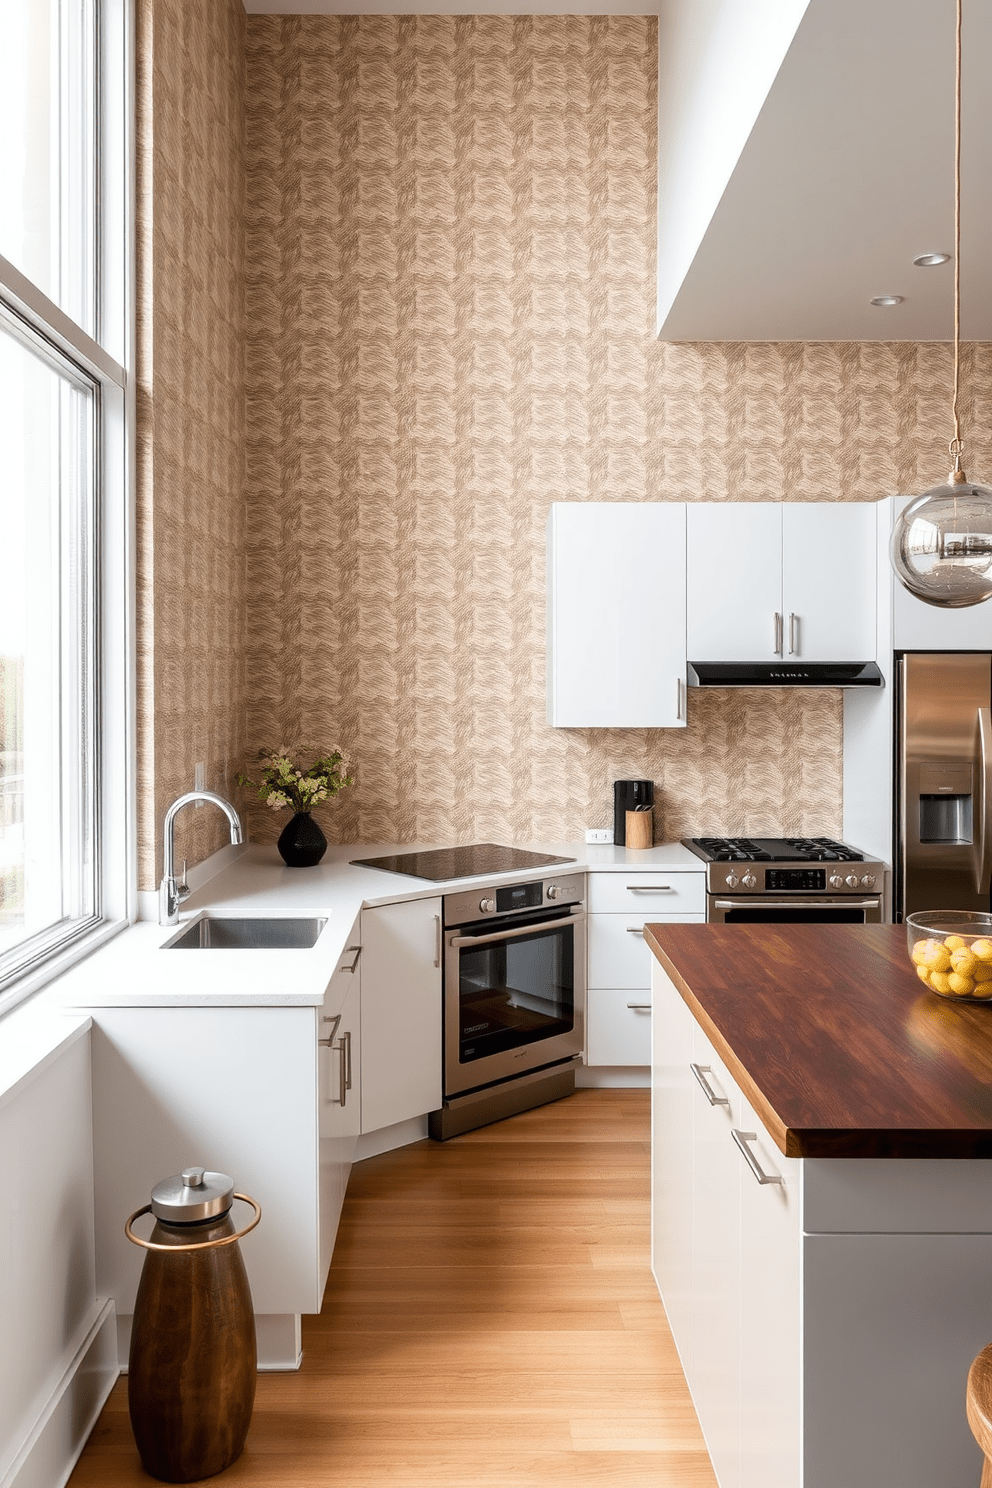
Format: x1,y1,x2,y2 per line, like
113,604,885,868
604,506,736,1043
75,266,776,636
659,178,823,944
625,809,653,850
128,1208,257,1482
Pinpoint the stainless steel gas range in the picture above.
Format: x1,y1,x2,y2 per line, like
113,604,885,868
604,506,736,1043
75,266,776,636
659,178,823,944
682,837,885,923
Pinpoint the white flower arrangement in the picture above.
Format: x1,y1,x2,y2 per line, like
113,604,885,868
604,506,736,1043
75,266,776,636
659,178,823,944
236,744,353,814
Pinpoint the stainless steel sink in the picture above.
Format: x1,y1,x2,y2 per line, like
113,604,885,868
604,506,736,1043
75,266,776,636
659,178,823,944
164,915,327,950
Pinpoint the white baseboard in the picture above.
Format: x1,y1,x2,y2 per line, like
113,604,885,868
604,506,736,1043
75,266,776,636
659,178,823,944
3,1298,117,1488
576,1065,650,1089
117,1311,302,1373
355,1115,429,1160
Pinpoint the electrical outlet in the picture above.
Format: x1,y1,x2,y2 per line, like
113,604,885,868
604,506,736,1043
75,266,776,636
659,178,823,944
585,828,613,844
194,762,205,804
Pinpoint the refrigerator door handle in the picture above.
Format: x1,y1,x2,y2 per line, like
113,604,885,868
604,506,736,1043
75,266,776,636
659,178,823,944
977,708,992,895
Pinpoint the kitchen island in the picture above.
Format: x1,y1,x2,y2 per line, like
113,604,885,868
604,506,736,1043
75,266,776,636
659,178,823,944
645,923,992,1488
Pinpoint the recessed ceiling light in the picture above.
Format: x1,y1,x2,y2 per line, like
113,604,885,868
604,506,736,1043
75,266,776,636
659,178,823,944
870,295,904,307
913,252,951,267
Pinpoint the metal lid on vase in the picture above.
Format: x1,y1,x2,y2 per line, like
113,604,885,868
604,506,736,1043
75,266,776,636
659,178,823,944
150,1166,235,1224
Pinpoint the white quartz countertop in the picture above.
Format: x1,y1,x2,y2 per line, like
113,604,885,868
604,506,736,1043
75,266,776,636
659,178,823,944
48,840,704,1011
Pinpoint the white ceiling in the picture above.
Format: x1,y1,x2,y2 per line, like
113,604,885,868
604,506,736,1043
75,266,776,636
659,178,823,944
658,0,992,341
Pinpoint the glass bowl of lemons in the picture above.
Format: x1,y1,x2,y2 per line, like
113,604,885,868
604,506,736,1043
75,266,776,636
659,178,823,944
907,911,992,1001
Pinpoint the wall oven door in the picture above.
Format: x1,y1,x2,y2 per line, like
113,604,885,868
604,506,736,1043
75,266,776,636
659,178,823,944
443,907,585,1098
709,896,882,925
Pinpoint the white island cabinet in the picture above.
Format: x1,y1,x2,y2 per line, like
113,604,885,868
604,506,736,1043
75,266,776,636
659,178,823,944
651,960,992,1488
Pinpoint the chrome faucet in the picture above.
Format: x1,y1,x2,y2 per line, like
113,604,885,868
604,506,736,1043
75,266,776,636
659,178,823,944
160,790,244,925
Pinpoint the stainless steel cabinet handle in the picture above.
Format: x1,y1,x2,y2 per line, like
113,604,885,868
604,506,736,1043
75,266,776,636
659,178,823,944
626,1002,651,1011
774,611,783,656
341,945,362,974
732,1129,784,1186
450,913,579,949
625,885,673,892
318,1013,342,1048
690,1061,730,1107
676,677,686,720
976,708,992,894
788,612,797,655
626,926,646,936
337,1036,348,1106
434,915,442,968
343,1029,352,1091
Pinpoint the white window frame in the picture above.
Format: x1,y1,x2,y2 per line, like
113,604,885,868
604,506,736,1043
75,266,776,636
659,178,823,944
0,0,135,1013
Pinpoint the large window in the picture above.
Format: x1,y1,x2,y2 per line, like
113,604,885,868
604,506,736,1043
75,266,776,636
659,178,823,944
0,0,131,1005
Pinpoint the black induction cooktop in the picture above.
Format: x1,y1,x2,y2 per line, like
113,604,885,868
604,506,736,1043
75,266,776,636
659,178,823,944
350,843,576,882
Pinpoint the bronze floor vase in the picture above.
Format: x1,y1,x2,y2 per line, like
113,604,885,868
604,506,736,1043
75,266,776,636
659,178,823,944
125,1168,261,1482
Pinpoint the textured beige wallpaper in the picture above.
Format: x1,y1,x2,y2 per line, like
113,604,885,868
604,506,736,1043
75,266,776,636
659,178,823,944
240,16,992,851
136,0,247,889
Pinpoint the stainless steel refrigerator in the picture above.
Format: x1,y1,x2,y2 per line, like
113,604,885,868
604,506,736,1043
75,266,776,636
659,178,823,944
896,652,992,920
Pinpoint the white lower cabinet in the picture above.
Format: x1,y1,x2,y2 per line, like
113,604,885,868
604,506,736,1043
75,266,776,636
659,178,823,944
652,962,990,1488
317,963,361,1298
360,896,442,1132
586,871,704,1068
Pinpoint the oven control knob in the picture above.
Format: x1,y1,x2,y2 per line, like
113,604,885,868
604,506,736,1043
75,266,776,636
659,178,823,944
547,884,564,900
845,874,859,888
742,872,757,888
725,872,739,888
860,874,876,888
479,897,496,914
829,874,844,888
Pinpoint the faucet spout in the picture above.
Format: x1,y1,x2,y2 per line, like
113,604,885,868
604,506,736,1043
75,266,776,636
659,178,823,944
160,790,244,925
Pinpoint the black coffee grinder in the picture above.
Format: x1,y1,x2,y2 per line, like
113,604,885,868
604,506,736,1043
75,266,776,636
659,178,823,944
613,779,654,846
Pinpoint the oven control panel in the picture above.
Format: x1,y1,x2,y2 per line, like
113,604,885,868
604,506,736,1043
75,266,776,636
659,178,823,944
444,876,585,924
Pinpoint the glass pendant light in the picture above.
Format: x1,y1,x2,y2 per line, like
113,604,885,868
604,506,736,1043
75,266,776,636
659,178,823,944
890,0,992,609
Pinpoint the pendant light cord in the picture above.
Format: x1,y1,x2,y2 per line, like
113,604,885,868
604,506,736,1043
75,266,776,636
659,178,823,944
951,0,964,475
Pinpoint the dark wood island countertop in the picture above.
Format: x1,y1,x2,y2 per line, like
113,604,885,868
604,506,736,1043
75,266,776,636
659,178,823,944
644,922,992,1159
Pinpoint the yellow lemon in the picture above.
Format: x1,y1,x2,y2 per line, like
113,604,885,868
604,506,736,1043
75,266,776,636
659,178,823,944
973,982,992,1000
929,971,953,995
923,942,952,973
974,961,992,982
917,963,931,983
944,935,968,951
972,938,992,962
951,947,979,976
911,939,930,965
948,972,975,997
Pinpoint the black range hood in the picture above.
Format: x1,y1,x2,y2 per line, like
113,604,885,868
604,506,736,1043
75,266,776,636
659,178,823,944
687,661,884,689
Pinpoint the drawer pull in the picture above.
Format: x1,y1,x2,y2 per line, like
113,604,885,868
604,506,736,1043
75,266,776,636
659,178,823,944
625,885,674,892
690,1061,730,1107
318,1013,342,1048
732,1129,784,1186
626,1002,651,1011
341,945,362,973
626,926,646,936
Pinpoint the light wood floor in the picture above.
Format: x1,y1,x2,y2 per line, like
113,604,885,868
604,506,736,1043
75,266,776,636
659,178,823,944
69,1089,716,1486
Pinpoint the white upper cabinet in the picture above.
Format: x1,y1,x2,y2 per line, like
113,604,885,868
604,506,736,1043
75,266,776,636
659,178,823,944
547,503,687,728
890,496,992,650
686,502,877,663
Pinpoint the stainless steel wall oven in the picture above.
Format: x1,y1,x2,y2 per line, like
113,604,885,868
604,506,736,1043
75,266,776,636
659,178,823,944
428,875,585,1140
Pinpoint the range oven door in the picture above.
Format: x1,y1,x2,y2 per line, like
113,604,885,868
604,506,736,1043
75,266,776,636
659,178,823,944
443,908,586,1098
709,895,882,925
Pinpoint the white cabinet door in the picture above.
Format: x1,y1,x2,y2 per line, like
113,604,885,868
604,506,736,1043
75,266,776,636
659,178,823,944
360,897,442,1133
587,988,652,1065
650,964,695,1377
737,1092,801,1488
317,962,361,1300
782,503,877,661
547,502,687,727
686,503,783,662
690,1023,742,1488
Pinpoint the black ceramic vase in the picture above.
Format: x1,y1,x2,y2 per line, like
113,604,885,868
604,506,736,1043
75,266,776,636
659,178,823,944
277,812,327,867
